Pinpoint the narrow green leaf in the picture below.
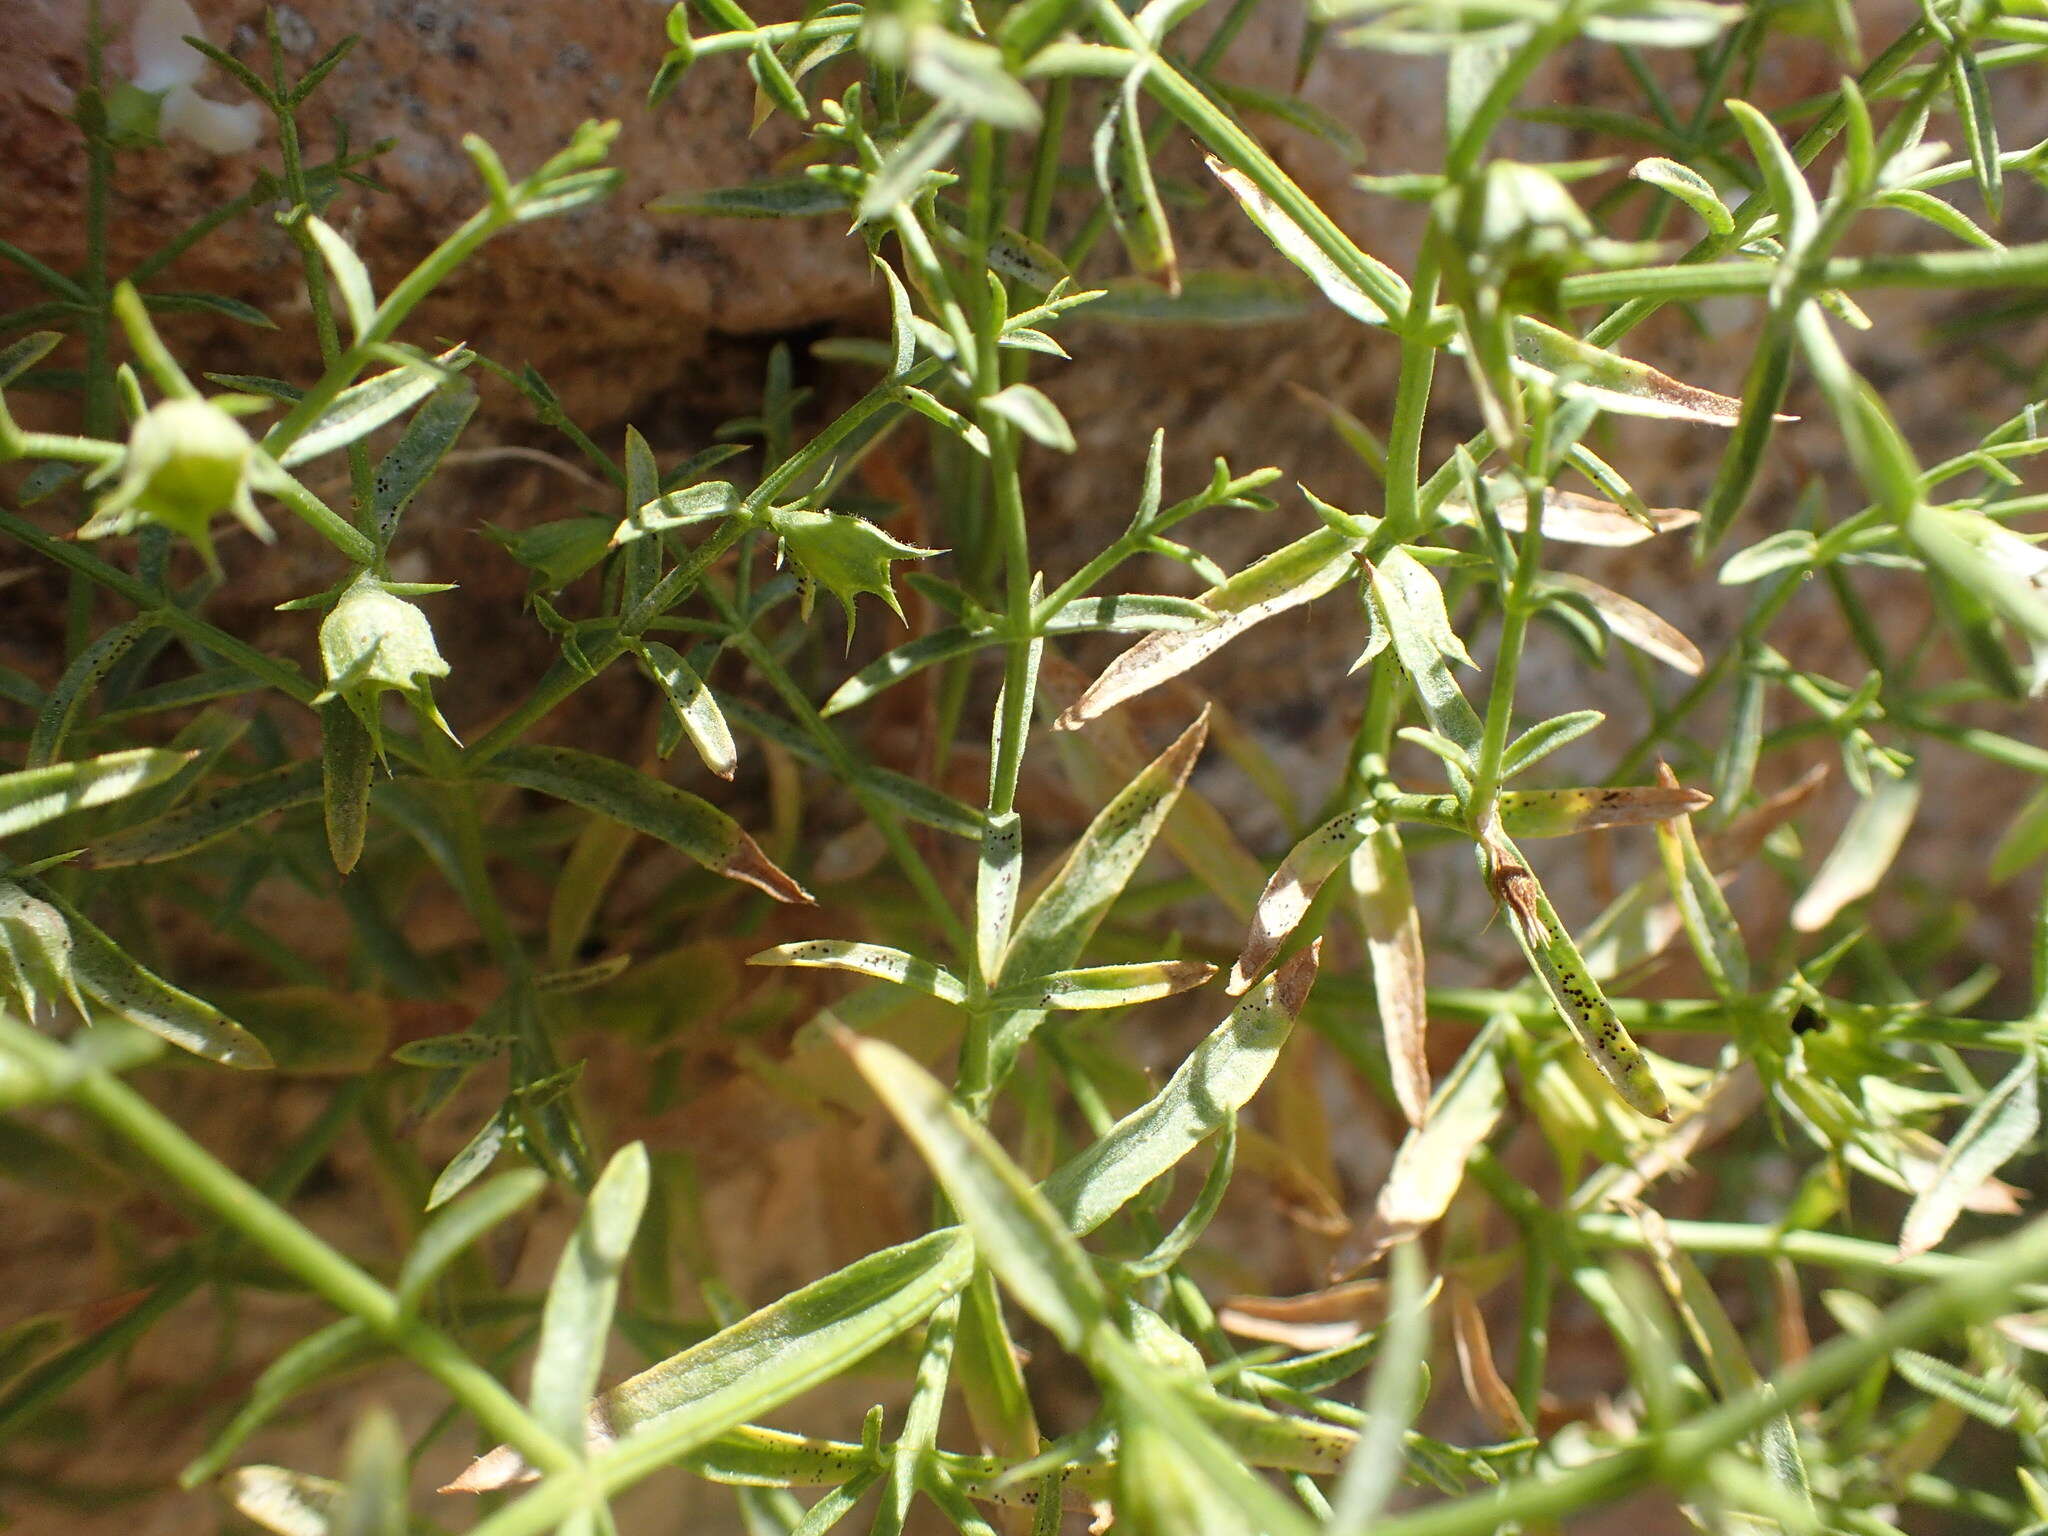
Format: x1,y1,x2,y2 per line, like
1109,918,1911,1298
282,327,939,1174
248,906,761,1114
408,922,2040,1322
181,1320,377,1488
821,626,986,717
1205,156,1404,325
1057,527,1359,728
1501,710,1604,778
1630,156,1733,235
991,958,1216,1011
1893,1348,2024,1428
1373,549,1482,757
304,217,377,341
650,179,850,219
480,745,810,903
0,748,193,840
1486,849,1670,1121
1790,770,1921,932
89,762,322,867
53,890,272,1068
1651,764,1748,998
398,1169,548,1312
990,713,1207,1079
847,1032,1107,1350
26,619,153,769
273,345,471,469
1232,807,1374,991
1899,1050,2039,1259
373,383,477,547
984,383,1075,453
426,1109,512,1210
1043,943,1318,1236
321,700,374,876
637,642,737,779
531,1142,650,1448
335,1408,406,1536
449,1227,975,1490
747,940,966,1005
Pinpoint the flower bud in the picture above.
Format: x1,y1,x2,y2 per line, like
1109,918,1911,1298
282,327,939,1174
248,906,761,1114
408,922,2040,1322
85,398,268,567
765,506,938,633
319,574,455,749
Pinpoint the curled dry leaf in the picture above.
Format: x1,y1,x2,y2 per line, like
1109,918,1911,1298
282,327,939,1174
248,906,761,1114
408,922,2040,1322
1546,572,1705,676
1219,1278,1385,1350
1334,1040,1505,1278
1350,826,1429,1126
1450,1281,1533,1438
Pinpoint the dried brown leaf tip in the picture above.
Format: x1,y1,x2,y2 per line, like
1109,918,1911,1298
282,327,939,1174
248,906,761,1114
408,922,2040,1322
722,831,816,905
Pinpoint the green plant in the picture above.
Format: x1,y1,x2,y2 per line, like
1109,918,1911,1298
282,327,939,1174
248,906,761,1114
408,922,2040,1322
7,0,2048,1532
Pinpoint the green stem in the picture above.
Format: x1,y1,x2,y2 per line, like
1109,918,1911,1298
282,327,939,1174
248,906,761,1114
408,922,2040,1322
0,1015,584,1481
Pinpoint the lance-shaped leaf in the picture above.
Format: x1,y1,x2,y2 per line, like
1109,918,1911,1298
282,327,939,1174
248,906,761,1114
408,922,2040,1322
1892,1349,2028,1429
747,940,966,1005
1450,1281,1531,1438
1438,486,1698,547
1205,156,1406,326
1499,783,1713,838
637,641,737,779
1513,319,1752,428
1038,654,1267,918
1043,943,1319,1236
1790,770,1920,932
613,481,739,545
991,959,1215,1011
1339,1038,1505,1276
479,746,810,904
1058,528,1360,729
181,1319,380,1488
847,1031,1108,1349
990,712,1208,1078
1652,762,1747,998
87,762,324,866
531,1142,650,1448
372,382,476,547
1630,156,1734,235
1485,844,1671,1121
448,1226,975,1492
320,698,374,876
397,1169,547,1313
0,748,193,840
1501,710,1605,778
273,344,471,468
1372,548,1483,758
1094,72,1179,293
1352,825,1430,1127
1899,1050,2040,1260
1907,501,2048,694
822,625,989,716
1544,573,1704,675
52,889,272,1068
1232,808,1375,993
